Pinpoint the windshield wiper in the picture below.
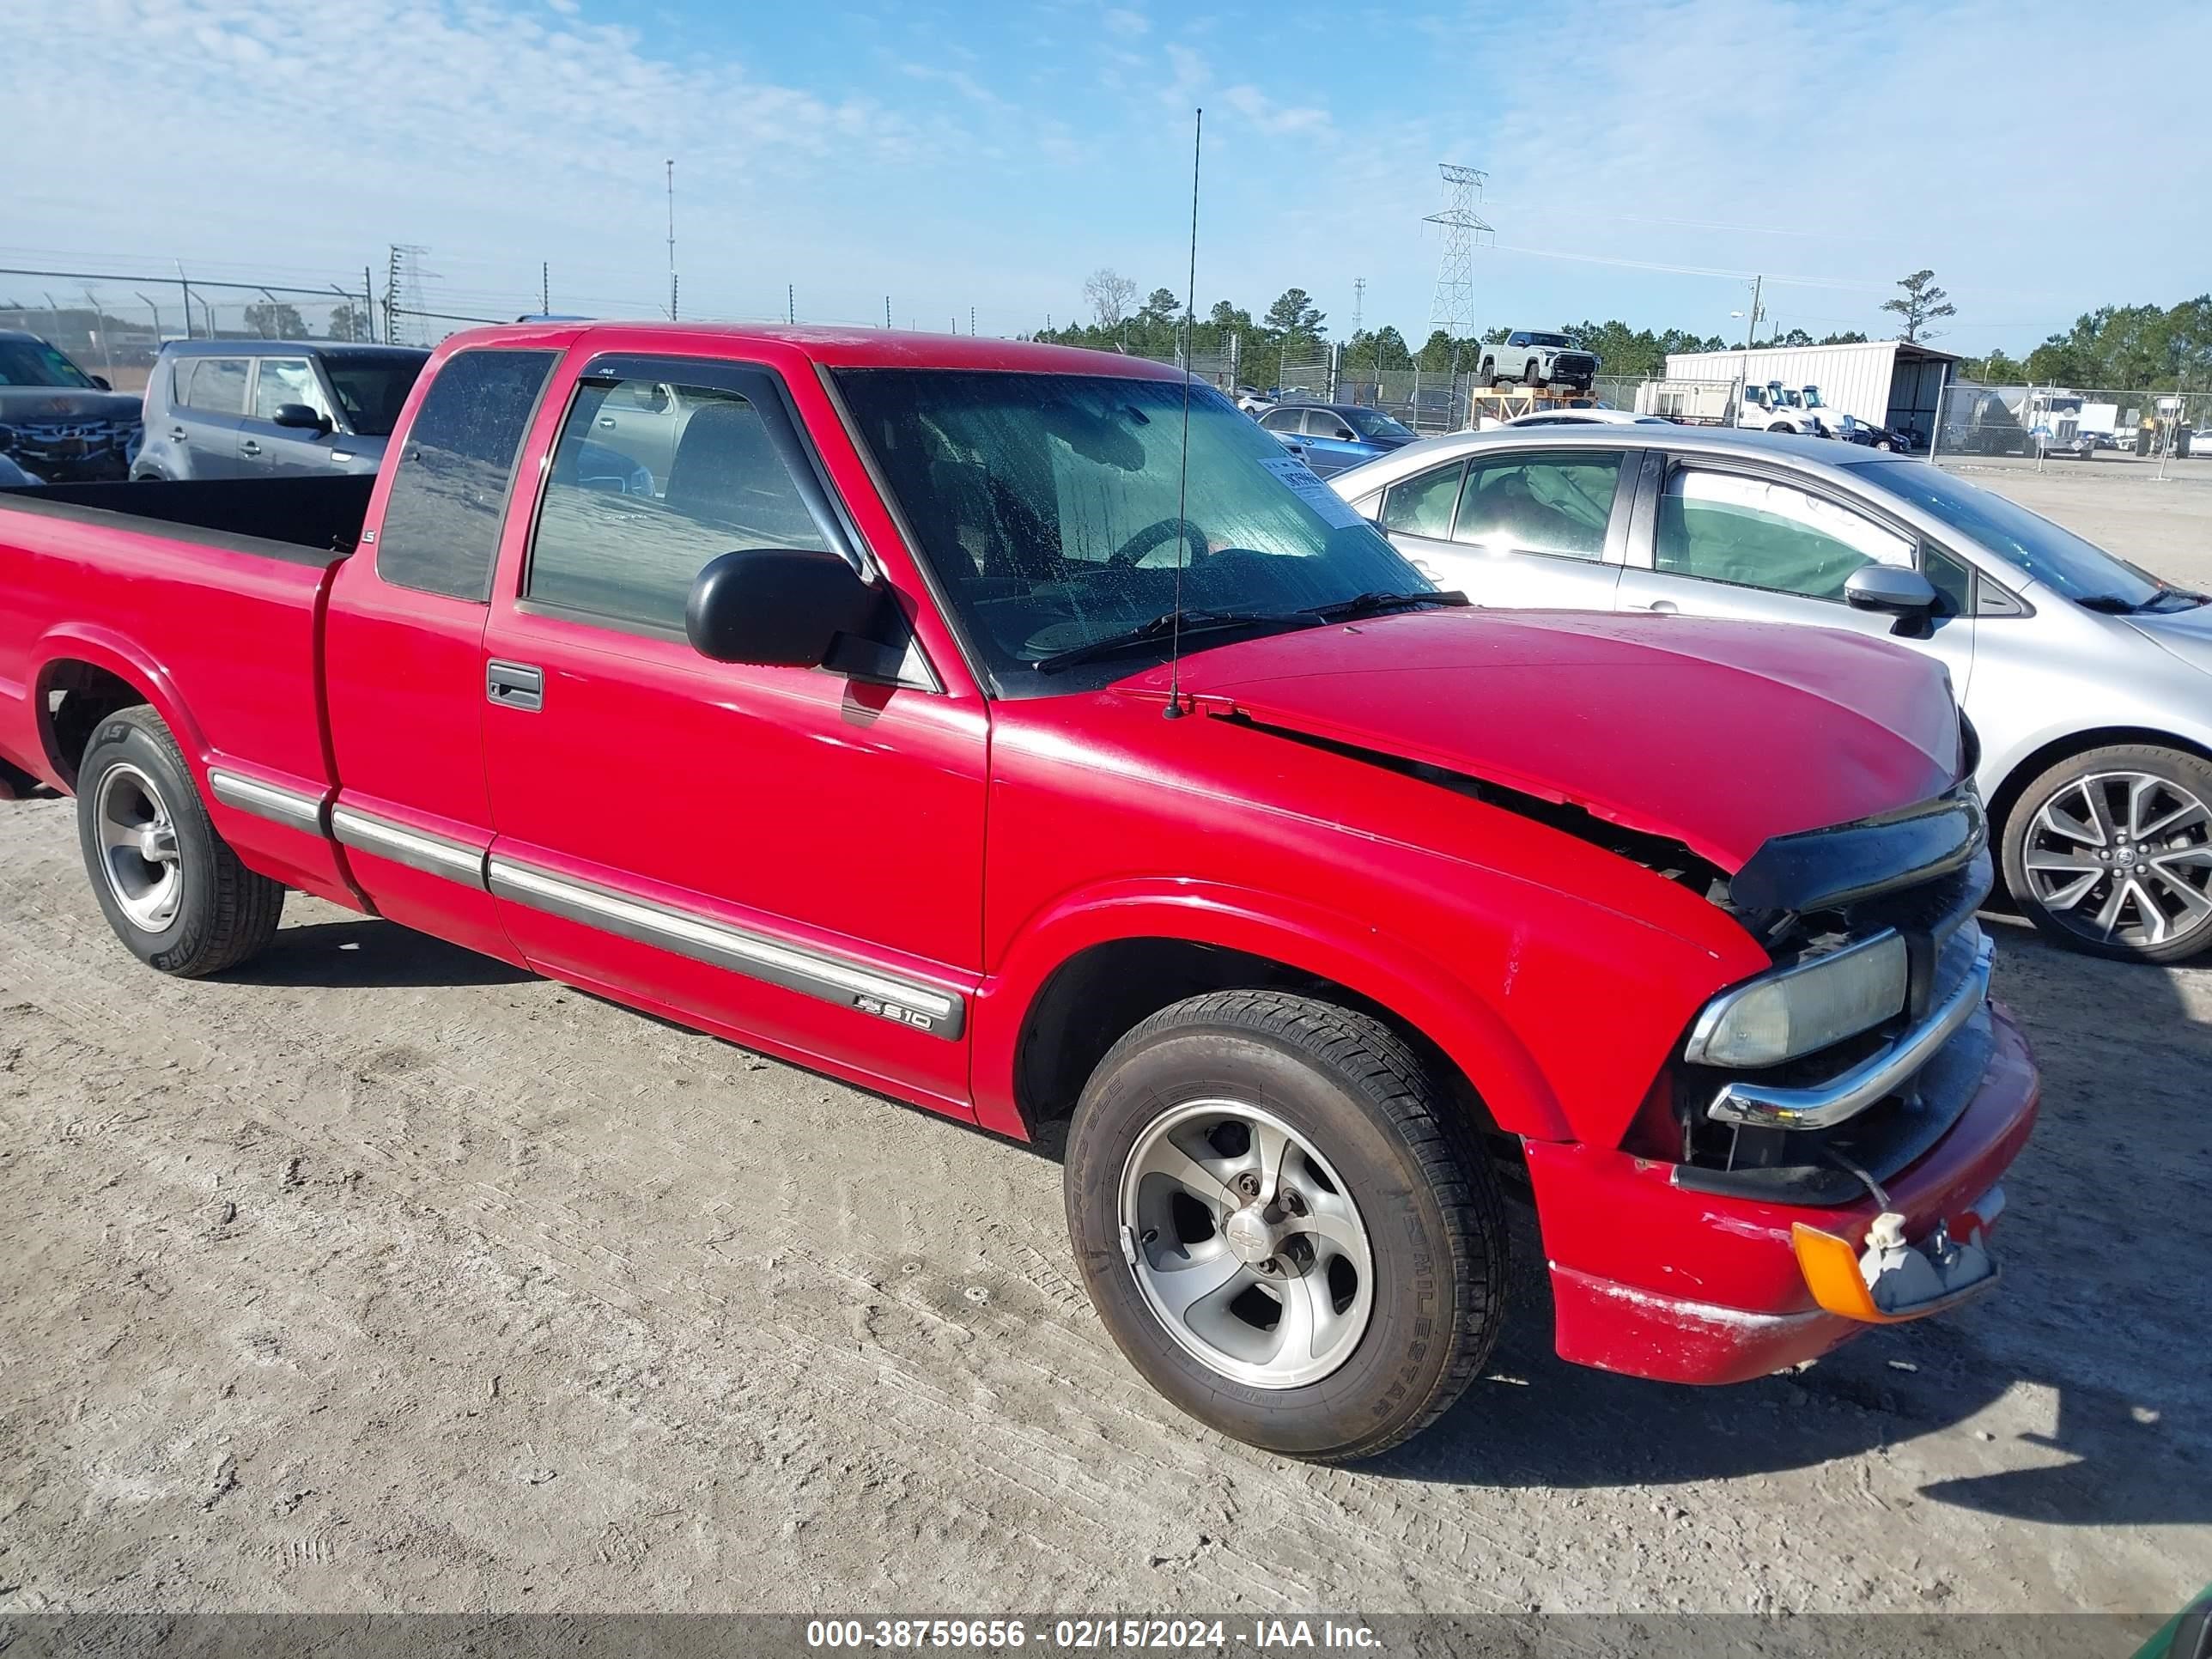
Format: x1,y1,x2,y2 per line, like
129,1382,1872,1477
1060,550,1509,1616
1301,589,1470,621
2075,593,2145,614
1030,608,1319,673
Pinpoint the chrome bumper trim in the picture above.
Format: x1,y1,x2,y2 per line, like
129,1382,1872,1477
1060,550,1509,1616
1707,935,1995,1132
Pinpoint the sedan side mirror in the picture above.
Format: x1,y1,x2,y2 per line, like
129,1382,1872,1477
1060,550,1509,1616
1844,565,1939,633
272,403,330,433
686,547,880,669
91,374,112,391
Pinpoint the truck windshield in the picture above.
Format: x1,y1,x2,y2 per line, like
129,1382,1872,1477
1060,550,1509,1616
1849,462,2169,608
0,337,98,389
320,354,425,436
1528,332,1571,349
835,368,1429,693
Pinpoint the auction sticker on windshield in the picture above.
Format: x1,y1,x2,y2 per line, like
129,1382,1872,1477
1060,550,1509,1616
1259,454,1365,529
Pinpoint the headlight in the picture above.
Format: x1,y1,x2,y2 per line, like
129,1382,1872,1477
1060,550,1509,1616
1684,929,1907,1067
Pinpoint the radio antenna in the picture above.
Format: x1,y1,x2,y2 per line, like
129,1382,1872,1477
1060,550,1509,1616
1164,106,1202,721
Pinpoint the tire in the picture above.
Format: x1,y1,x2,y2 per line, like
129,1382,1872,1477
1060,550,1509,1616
1525,358,1547,389
75,705,284,976
2000,743,2212,964
1481,358,1498,388
1064,990,1507,1462
1770,422,1796,434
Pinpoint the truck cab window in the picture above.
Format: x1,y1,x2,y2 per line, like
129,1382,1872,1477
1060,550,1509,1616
526,378,830,634
374,348,557,601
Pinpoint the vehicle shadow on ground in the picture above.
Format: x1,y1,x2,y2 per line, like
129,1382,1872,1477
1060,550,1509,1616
1374,922,2208,1527
218,916,533,988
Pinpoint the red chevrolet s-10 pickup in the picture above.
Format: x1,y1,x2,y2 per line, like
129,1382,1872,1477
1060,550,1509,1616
0,323,2037,1459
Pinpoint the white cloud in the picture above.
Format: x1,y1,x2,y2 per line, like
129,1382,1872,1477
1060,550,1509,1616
1221,84,1331,137
1103,6,1147,34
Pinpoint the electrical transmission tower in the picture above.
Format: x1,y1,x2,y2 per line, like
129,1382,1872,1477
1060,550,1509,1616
384,245,428,346
1352,276,1366,337
1424,165,1491,351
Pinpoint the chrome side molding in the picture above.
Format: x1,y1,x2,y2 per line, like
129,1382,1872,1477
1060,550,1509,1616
331,806,490,888
487,857,966,1042
206,769,325,835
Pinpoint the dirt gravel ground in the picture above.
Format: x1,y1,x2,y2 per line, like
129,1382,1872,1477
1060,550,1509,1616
3,466,2209,1620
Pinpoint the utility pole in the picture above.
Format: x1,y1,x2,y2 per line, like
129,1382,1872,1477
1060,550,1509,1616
1741,274,1765,348
541,261,550,315
787,283,794,324
970,306,976,337
362,265,376,342
885,296,892,329
665,159,678,322
1352,276,1365,337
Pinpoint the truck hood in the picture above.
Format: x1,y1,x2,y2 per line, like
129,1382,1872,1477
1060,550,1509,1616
1123,607,1962,871
0,386,143,424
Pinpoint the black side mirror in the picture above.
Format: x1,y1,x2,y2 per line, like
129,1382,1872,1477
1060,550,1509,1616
1844,565,1939,633
91,374,112,391
272,403,329,433
686,547,879,669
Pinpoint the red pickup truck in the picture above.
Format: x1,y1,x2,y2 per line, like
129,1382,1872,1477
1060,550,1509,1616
0,323,2037,1460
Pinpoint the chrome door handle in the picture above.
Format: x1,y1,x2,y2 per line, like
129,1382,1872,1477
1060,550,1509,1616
599,416,617,428
167,427,186,440
1640,599,1679,614
486,660,544,713
240,441,262,456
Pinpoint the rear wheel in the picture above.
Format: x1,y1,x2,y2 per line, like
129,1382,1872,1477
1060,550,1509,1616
2001,744,2212,963
75,706,284,976
1481,357,1498,387
1064,990,1506,1461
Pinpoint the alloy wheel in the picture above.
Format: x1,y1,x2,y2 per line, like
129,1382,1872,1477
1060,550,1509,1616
94,762,182,932
2022,770,2212,951
1118,1099,1375,1390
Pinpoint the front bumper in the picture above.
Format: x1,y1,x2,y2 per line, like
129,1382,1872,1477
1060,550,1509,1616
1529,1000,2038,1385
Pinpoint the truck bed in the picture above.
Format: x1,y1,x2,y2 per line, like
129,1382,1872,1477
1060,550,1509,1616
0,477,360,902
4,475,374,563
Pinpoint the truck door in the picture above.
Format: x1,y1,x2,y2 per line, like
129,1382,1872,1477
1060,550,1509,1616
323,343,562,962
476,350,988,1113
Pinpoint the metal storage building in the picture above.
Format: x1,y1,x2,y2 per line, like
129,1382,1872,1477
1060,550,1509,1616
1662,339,1960,444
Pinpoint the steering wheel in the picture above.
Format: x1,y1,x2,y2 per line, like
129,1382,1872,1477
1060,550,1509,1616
1107,518,1211,569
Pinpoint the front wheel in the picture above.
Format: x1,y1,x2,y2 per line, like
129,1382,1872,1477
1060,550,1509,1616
1064,991,1507,1461
2001,744,2212,963
76,706,285,975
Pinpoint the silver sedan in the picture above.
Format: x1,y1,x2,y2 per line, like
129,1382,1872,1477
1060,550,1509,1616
1331,426,2212,963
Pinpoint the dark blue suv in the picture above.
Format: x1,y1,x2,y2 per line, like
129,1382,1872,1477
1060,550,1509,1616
134,341,428,481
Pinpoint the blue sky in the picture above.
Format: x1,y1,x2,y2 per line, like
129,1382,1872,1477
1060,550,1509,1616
7,0,2209,352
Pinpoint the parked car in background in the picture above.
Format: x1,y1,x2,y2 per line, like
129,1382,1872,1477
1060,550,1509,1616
0,330,143,483
1334,426,2212,963
133,341,428,482
1478,331,1600,392
1255,401,1417,476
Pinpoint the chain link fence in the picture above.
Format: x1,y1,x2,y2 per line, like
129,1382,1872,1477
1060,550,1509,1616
0,267,387,393
1929,383,2209,467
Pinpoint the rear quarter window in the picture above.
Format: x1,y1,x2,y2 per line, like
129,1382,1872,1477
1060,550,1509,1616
374,348,557,600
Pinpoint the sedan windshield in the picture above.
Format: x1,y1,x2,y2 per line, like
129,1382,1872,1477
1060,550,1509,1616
1341,407,1413,441
0,337,98,388
1849,461,2169,608
834,369,1430,693
321,354,425,436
